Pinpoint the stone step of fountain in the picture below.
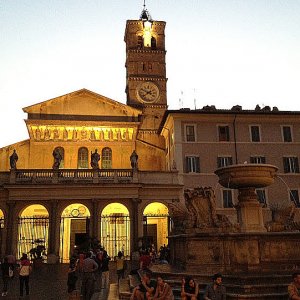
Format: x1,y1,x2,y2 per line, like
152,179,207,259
151,264,291,300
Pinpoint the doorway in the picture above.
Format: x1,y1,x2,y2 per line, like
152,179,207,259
60,203,90,263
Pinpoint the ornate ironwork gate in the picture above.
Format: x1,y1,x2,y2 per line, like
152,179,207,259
100,214,130,258
17,216,49,259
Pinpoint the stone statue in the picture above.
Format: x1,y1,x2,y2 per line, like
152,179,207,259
53,127,59,140
183,187,237,232
52,148,62,170
9,149,18,170
90,129,96,141
91,149,100,170
35,127,41,140
63,128,68,140
130,150,138,170
44,128,50,140
72,128,77,140
99,129,104,141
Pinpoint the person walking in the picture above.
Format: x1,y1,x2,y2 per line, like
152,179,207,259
116,251,126,282
18,253,32,298
288,272,300,300
101,250,110,289
204,273,226,300
1,256,14,297
67,257,79,294
81,251,98,300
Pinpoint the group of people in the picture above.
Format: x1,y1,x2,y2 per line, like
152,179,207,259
0,253,32,298
130,272,226,300
67,247,113,300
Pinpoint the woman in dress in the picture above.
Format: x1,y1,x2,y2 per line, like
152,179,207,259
151,276,174,300
181,276,198,300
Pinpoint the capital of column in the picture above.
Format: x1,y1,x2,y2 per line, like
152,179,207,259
132,198,142,205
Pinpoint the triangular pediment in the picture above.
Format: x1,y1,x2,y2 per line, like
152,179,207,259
23,89,142,118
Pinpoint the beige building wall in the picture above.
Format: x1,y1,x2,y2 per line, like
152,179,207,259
161,110,300,218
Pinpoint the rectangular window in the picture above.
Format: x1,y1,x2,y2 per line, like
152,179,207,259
250,125,261,142
222,189,233,208
250,156,266,164
185,125,196,142
282,126,292,142
290,190,300,207
185,156,200,173
283,157,299,173
218,126,230,142
256,189,267,206
217,156,233,168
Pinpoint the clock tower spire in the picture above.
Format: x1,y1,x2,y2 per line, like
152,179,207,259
124,5,167,132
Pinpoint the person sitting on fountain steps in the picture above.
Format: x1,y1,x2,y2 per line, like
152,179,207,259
288,272,300,300
204,273,226,300
130,271,156,300
181,276,199,300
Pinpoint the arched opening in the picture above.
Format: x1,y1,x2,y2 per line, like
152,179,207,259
18,205,49,260
137,35,143,49
78,147,89,169
60,203,90,263
151,36,157,49
143,202,169,251
0,209,4,258
101,203,130,258
0,209,4,228
101,147,112,169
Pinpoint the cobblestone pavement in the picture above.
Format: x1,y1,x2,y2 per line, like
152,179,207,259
0,262,119,300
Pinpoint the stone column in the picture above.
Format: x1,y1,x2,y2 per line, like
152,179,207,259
91,200,99,239
48,200,58,255
131,198,141,250
237,188,266,232
5,202,16,255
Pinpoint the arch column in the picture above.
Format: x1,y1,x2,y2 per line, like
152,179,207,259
91,200,99,239
49,200,58,255
132,198,141,251
5,201,16,256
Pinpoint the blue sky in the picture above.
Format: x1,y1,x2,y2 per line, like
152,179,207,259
0,0,300,147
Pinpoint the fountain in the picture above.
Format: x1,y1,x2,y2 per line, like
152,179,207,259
215,164,278,232
168,163,300,280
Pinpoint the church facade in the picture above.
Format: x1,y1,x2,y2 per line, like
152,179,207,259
0,11,183,262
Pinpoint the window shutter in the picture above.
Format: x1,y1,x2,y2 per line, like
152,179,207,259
225,126,230,141
261,157,266,164
195,157,200,173
295,157,299,173
228,157,233,165
283,157,289,173
185,157,189,173
217,157,221,168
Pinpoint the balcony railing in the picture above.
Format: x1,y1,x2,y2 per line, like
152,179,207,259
9,169,133,184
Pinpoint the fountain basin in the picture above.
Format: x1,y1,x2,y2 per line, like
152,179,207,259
215,164,278,189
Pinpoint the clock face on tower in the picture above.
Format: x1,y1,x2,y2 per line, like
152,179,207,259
136,81,160,103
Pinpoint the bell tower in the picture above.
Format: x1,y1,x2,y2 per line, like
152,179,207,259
124,5,167,132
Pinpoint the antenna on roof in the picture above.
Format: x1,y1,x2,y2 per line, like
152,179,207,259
193,88,197,110
179,90,183,109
